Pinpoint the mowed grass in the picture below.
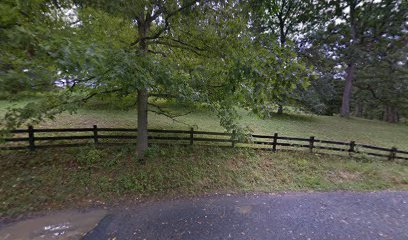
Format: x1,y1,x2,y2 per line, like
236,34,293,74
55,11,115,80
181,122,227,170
1,145,408,217
1,99,408,218
1,99,407,150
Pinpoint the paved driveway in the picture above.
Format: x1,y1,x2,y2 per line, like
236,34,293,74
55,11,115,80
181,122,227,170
84,191,408,240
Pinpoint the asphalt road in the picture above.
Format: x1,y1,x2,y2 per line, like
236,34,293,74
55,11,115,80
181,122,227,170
83,191,408,240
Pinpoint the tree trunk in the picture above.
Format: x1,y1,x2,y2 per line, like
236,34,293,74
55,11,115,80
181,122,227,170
277,14,286,115
383,106,388,122
136,14,150,160
354,102,363,117
136,88,149,159
277,105,283,114
340,63,355,117
340,0,357,118
383,105,399,123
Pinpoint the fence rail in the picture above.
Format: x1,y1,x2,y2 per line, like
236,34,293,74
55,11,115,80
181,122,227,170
1,125,407,161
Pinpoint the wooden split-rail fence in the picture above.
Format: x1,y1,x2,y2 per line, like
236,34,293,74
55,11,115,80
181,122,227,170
1,125,407,161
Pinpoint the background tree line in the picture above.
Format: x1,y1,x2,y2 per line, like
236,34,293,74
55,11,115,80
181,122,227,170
1,0,407,158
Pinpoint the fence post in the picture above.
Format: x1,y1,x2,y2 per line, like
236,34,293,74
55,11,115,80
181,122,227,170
232,130,236,147
28,125,35,151
93,125,99,144
348,141,355,156
272,133,278,152
309,136,315,153
389,147,397,161
190,127,194,145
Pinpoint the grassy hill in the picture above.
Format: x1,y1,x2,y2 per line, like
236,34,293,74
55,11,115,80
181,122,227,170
1,99,407,150
1,98,408,217
1,145,408,217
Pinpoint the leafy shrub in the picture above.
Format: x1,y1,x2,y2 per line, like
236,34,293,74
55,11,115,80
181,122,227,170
144,144,164,158
77,147,104,167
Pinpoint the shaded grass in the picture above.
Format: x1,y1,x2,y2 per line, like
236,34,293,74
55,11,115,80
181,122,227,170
1,145,407,218
1,99,407,150
1,99,408,218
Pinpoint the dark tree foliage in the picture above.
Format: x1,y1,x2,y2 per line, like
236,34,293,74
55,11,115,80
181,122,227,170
1,0,307,158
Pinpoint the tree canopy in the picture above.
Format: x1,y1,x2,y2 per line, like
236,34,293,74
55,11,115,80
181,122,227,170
1,0,407,157
1,0,309,157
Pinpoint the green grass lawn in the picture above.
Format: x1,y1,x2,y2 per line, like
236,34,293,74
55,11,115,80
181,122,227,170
1,145,407,217
1,99,408,218
1,99,407,150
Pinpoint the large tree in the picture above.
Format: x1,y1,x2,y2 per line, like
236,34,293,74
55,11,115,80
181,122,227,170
323,0,406,118
1,0,307,158
353,0,408,122
250,0,317,114
319,0,407,120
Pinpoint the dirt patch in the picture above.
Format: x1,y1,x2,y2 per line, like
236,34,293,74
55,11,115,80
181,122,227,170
326,170,362,183
0,209,107,240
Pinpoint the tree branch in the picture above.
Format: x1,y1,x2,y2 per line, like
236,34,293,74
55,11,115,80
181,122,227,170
147,0,200,24
131,0,200,47
154,37,206,55
147,102,192,126
149,93,176,98
154,40,204,56
81,88,124,102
